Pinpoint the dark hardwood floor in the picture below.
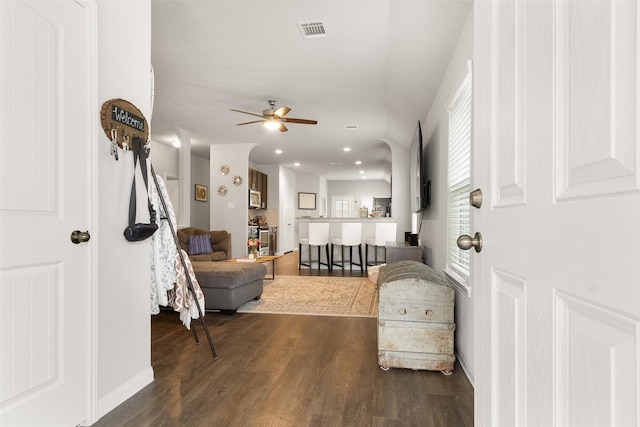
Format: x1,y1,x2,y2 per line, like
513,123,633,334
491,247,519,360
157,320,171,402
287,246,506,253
92,251,474,427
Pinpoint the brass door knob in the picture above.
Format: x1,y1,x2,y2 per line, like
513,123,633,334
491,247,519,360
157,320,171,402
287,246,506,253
457,232,482,253
70,230,91,244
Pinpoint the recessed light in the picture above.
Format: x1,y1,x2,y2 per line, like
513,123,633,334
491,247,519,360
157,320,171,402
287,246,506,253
275,149,283,154
294,162,300,167
359,170,364,174
343,147,351,152
355,160,362,165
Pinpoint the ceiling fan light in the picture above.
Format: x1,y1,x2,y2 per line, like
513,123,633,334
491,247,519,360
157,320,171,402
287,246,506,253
264,119,281,130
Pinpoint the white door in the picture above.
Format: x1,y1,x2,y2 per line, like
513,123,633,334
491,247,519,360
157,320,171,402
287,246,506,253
474,1,640,425
0,1,93,425
282,187,295,253
331,195,354,218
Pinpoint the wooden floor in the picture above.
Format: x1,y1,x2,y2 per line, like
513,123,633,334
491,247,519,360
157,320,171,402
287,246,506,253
92,251,474,427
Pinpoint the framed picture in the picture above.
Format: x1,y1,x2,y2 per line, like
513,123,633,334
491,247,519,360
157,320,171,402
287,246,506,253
195,184,208,202
298,192,316,210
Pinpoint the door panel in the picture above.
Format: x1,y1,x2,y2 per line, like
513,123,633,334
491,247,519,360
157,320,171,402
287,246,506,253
491,269,526,427
555,292,639,426
554,0,639,199
0,1,91,425
492,0,525,207
475,0,640,425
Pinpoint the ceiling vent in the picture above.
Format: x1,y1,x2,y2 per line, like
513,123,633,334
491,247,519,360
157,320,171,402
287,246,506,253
298,21,328,39
344,124,359,131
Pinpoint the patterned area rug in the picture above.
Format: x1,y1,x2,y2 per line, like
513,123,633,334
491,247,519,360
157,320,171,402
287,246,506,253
237,275,378,318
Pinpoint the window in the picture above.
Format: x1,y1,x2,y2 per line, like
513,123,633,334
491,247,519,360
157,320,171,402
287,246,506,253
446,62,472,282
335,199,349,218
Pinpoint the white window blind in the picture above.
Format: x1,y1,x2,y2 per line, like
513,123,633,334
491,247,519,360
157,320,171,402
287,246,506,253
447,66,472,281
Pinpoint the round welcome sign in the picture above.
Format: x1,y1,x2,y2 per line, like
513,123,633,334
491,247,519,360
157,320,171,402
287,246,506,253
100,98,149,149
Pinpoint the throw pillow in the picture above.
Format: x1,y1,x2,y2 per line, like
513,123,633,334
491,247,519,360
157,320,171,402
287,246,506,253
187,234,213,255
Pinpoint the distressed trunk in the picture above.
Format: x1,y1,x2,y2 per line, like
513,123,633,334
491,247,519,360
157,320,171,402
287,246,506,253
377,261,455,374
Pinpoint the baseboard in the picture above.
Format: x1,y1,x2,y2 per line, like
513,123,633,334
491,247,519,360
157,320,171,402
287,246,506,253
97,366,154,420
455,348,474,387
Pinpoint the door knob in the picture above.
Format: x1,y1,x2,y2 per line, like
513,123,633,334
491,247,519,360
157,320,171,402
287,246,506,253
457,232,482,253
70,230,91,244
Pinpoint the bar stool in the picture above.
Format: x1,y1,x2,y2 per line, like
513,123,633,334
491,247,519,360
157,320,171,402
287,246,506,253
299,222,331,271
331,222,363,273
365,222,397,267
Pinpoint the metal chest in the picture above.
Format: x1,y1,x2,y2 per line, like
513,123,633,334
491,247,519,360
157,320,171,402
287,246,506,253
377,261,455,374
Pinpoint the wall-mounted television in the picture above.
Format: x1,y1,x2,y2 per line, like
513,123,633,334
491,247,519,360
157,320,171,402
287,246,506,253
410,121,430,212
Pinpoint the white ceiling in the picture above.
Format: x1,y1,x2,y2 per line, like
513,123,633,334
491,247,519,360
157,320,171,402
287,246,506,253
150,0,472,181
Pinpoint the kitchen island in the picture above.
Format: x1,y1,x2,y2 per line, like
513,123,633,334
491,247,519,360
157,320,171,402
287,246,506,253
297,217,398,269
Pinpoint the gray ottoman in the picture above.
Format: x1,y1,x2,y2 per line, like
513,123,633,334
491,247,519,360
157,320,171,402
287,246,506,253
191,261,266,313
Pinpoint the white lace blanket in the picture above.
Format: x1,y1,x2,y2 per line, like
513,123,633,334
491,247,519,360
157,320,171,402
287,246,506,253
150,175,177,314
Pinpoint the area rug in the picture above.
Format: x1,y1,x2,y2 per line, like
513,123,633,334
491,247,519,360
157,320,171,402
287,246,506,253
237,275,378,318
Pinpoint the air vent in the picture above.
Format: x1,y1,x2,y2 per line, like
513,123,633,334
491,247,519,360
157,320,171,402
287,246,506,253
344,124,359,130
298,21,328,39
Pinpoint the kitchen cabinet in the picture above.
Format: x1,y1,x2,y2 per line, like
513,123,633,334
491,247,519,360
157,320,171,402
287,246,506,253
248,167,268,209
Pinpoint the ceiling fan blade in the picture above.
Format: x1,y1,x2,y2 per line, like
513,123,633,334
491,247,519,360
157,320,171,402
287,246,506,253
278,123,288,132
274,106,291,118
281,118,318,125
231,109,265,119
236,120,264,126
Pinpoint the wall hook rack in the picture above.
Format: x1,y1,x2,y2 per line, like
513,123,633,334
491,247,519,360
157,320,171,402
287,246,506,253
100,98,150,158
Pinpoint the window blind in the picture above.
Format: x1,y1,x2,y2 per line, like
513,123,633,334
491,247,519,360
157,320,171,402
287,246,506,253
447,68,472,280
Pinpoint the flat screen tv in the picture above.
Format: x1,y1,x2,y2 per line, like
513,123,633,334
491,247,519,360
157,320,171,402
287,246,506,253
410,121,429,212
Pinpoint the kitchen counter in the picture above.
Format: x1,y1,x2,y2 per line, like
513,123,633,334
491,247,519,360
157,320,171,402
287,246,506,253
297,218,397,242
297,218,399,268
297,217,395,222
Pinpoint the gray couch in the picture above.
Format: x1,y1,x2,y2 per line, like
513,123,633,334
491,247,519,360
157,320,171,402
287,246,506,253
177,227,265,313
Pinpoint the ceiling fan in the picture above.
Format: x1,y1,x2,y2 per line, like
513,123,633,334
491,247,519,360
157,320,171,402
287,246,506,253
231,100,317,132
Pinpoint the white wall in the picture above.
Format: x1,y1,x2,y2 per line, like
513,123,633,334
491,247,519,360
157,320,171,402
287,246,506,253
149,141,178,178
96,0,153,418
210,143,257,258
387,140,411,243
149,141,210,229
190,155,210,229
295,173,322,217
420,8,474,383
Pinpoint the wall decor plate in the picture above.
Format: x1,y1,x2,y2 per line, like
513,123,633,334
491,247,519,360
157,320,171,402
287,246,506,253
219,164,230,175
232,175,243,186
217,185,228,196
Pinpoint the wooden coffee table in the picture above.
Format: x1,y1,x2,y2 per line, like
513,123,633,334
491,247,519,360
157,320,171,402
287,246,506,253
227,255,282,280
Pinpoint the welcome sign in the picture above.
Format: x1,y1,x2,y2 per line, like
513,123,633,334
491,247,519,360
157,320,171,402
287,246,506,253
111,105,145,132
100,98,149,149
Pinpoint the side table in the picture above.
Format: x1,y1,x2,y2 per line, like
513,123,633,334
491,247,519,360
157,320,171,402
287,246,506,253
385,241,423,263
227,255,282,280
